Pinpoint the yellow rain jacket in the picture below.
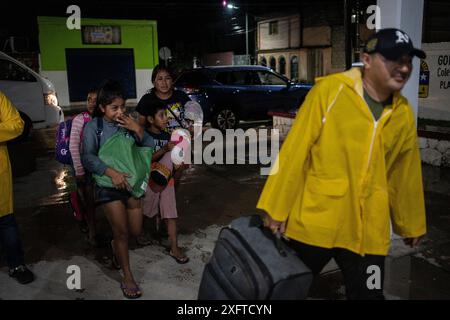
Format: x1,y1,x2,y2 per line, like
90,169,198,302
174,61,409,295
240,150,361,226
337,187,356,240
257,68,426,256
0,92,24,217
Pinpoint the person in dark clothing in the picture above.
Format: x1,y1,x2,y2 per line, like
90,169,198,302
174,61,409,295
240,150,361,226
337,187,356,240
136,65,191,133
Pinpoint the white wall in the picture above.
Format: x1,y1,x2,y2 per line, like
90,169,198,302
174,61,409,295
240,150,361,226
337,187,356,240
135,69,153,102
378,0,424,119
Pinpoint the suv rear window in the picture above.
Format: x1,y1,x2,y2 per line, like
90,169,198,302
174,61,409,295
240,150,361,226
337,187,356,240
175,71,209,86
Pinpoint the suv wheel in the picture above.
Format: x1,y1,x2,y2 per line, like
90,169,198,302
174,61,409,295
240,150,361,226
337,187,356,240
213,109,238,131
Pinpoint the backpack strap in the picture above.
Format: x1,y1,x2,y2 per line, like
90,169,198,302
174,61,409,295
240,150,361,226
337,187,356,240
95,117,103,152
166,106,186,129
81,111,91,124
78,112,92,142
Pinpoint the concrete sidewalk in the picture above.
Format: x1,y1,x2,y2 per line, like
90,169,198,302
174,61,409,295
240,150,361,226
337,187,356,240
0,225,220,300
2,126,450,299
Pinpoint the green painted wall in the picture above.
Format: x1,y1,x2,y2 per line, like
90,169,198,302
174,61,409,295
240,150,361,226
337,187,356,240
38,16,158,71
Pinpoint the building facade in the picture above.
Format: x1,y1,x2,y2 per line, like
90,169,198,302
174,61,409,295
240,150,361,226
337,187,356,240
256,13,375,83
38,16,159,107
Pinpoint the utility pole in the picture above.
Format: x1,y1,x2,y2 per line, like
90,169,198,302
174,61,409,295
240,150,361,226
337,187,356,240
245,12,249,64
344,0,353,69
355,0,361,62
223,2,251,64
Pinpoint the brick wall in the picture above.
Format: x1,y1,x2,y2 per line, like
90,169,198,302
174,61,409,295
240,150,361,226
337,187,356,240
303,26,331,46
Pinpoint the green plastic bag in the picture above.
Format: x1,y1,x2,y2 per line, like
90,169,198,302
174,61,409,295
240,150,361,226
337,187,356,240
93,130,153,198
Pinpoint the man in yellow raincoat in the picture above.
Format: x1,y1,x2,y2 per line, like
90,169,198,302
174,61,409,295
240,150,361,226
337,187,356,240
257,28,427,299
0,91,35,284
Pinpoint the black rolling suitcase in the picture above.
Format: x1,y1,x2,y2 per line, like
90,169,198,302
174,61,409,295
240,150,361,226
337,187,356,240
198,215,313,300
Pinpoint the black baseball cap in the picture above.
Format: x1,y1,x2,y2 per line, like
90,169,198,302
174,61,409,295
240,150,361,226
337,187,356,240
364,28,426,61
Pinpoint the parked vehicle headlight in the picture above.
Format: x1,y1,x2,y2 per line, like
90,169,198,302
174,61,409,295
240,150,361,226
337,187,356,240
44,92,58,106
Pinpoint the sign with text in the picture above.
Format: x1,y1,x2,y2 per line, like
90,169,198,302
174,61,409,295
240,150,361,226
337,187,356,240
81,26,121,44
418,42,450,121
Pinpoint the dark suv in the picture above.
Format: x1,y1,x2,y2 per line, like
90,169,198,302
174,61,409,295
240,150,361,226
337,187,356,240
174,65,312,130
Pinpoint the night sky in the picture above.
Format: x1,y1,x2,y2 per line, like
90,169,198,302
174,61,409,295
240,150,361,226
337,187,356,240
2,1,311,48
1,0,340,69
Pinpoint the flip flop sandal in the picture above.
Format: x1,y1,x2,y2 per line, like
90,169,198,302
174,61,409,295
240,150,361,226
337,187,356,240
136,234,153,246
79,221,89,234
168,250,189,264
120,282,142,299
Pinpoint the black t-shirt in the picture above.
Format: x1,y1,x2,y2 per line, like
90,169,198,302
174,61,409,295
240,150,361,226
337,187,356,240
148,130,171,152
136,89,191,132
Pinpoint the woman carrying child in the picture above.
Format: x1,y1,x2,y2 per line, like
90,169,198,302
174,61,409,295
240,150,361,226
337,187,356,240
82,80,154,299
136,65,191,263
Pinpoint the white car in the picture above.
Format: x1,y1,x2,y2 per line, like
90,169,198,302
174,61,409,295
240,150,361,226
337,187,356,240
0,51,64,140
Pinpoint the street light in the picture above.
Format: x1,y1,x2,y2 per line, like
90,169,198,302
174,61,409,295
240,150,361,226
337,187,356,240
223,1,238,9
223,1,249,65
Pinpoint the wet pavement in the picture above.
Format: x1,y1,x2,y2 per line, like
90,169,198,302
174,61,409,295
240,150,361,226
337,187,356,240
1,124,450,300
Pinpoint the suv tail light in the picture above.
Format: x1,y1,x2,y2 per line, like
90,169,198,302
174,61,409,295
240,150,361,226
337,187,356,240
184,86,201,94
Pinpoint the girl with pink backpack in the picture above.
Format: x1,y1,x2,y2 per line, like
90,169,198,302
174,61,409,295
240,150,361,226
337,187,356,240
68,88,99,245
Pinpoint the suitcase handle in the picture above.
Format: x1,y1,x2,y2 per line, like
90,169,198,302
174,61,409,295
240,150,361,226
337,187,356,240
249,215,287,257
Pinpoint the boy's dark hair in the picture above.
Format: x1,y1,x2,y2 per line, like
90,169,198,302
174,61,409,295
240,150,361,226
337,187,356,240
147,104,167,119
151,64,173,83
93,80,125,118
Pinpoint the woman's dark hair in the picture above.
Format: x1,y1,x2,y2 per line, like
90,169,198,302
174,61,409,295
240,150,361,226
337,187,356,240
151,64,174,83
93,80,125,118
